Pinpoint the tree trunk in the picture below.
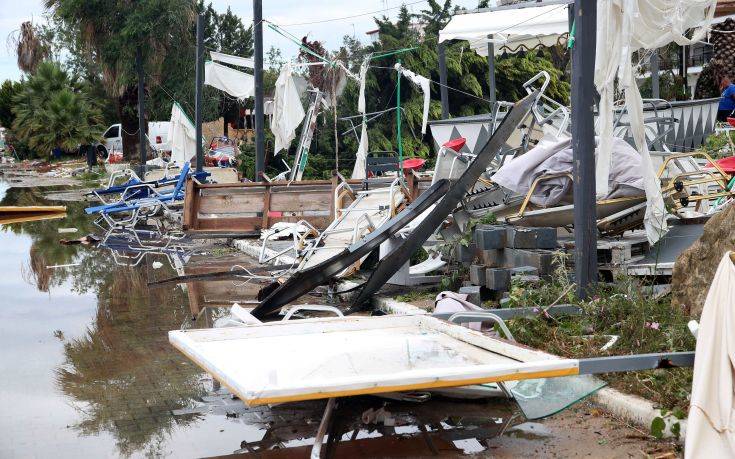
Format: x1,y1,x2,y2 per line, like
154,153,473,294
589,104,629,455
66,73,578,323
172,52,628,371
118,84,143,162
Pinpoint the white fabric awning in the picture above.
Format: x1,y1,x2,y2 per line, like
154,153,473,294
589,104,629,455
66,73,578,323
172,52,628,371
210,51,254,68
439,3,571,56
204,61,254,100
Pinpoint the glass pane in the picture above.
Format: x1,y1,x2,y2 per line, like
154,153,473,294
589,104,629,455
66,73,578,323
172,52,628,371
510,374,607,420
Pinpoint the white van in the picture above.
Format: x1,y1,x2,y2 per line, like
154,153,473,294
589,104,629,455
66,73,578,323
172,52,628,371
100,122,172,156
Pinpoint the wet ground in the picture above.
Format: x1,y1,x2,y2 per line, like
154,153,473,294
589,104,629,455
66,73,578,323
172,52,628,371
0,180,679,458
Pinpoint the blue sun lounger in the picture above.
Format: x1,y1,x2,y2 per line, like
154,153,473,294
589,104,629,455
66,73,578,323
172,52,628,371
85,162,192,229
87,166,209,203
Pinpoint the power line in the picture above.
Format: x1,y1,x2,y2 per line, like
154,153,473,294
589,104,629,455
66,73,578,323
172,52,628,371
274,0,429,27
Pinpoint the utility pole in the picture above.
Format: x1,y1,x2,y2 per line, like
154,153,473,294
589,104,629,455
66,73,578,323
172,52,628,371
438,42,449,119
571,0,598,299
136,46,146,176
650,50,660,99
195,13,204,173
253,0,265,181
487,35,496,107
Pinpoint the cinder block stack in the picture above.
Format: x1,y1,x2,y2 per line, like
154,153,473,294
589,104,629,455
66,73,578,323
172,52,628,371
461,225,559,298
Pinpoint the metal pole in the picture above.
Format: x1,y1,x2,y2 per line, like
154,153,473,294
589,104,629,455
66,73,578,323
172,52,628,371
681,45,689,98
650,50,660,99
438,42,449,119
487,35,496,107
396,61,403,175
195,14,204,173
571,0,597,299
253,0,265,180
136,46,146,176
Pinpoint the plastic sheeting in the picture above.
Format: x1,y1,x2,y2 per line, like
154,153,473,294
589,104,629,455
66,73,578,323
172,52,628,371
594,0,716,244
439,3,570,56
397,65,431,135
204,61,254,100
685,253,735,457
167,102,197,166
271,64,305,154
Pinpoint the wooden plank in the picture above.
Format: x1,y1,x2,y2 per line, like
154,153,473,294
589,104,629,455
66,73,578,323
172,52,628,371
269,191,331,212
182,178,196,230
198,194,266,214
196,216,263,232
261,186,271,229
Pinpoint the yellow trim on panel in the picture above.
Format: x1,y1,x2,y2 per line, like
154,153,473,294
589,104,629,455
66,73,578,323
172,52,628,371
246,367,580,406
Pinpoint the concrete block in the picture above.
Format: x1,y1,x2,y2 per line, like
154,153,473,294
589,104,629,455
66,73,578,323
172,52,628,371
485,268,511,291
506,248,557,276
479,249,505,268
474,224,507,250
458,285,482,306
457,242,477,264
469,264,486,285
506,227,557,249
510,266,539,277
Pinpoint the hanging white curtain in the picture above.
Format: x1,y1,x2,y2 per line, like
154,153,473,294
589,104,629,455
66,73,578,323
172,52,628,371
210,50,254,68
351,122,369,179
594,0,716,244
271,63,306,154
167,102,197,166
358,56,370,115
396,65,431,135
204,61,254,100
685,252,735,458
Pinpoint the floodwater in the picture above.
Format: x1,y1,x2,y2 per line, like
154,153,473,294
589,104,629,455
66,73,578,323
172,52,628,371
0,181,668,458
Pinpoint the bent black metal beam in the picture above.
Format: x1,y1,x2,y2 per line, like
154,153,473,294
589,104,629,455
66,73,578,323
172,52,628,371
349,91,538,311
251,179,451,318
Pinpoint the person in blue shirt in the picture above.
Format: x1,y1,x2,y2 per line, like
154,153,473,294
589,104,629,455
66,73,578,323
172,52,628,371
718,76,735,122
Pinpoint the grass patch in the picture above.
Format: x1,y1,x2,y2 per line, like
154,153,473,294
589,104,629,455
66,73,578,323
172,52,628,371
503,256,694,412
74,167,106,187
395,290,437,303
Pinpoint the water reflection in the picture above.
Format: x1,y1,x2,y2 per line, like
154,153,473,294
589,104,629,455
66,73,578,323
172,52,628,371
1,185,206,457
0,183,528,458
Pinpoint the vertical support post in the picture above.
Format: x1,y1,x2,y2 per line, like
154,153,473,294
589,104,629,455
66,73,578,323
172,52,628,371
253,0,265,181
136,46,146,176
487,35,496,107
571,0,598,299
396,61,403,175
194,14,204,173
438,42,449,119
681,45,689,98
650,50,660,99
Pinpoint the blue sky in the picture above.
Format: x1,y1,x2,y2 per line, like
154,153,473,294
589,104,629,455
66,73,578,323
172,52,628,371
0,0,486,82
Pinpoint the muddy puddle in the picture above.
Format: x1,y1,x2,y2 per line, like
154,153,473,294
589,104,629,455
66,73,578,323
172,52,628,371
0,181,673,458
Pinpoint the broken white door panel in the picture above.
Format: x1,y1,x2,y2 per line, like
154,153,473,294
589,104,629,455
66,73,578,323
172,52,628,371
169,314,578,406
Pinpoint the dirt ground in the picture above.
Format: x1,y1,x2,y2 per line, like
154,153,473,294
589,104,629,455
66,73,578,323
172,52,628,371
486,403,678,458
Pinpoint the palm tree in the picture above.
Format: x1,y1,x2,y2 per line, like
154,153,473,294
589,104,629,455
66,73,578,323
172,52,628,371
11,21,49,74
12,61,103,157
43,0,195,161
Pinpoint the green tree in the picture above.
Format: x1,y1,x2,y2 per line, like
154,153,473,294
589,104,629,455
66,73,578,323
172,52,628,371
12,61,103,157
44,0,195,161
269,1,571,181
0,80,23,128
